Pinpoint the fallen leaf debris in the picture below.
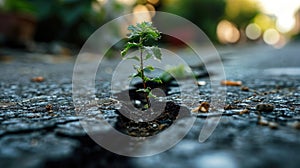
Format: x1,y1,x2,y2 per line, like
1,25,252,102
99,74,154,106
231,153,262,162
192,102,210,113
221,80,242,86
31,76,45,82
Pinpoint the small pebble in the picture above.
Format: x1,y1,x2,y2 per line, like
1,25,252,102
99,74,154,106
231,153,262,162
152,123,158,128
45,104,53,111
292,121,300,129
256,103,274,112
239,109,249,115
268,122,279,129
241,86,249,91
224,104,234,110
197,81,206,86
258,118,269,126
45,104,54,113
158,124,168,130
134,100,141,105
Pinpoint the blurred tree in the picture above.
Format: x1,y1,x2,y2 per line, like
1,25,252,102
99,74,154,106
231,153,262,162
0,0,37,47
224,0,260,28
161,0,226,42
293,9,300,40
29,0,106,45
0,0,131,46
1,0,35,14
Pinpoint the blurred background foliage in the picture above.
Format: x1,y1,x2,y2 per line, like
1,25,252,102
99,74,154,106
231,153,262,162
0,0,299,49
225,0,259,27
161,0,226,42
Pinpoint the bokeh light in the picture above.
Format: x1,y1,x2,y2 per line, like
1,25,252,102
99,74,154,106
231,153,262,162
133,4,152,23
116,0,136,6
294,10,300,34
253,14,275,31
145,3,156,17
97,0,107,4
256,0,300,33
217,20,240,44
147,0,160,5
276,15,296,33
263,29,280,45
92,1,102,12
245,23,261,40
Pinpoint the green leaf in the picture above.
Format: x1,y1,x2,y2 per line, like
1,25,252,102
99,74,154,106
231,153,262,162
136,87,151,93
144,104,149,109
143,76,151,82
121,48,128,57
159,64,191,83
144,46,162,61
136,88,146,92
148,91,157,98
127,22,161,44
124,56,140,61
151,77,162,84
145,30,160,41
132,69,142,78
144,65,154,72
152,47,162,61
121,42,140,57
133,65,139,70
145,53,152,60
128,74,134,79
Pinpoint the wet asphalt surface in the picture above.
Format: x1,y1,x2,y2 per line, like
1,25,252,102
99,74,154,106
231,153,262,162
0,42,300,168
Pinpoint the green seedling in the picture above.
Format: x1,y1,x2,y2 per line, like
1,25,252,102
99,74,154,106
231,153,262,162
121,21,162,109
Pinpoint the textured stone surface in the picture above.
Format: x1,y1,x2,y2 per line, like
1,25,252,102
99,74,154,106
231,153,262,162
1,43,300,167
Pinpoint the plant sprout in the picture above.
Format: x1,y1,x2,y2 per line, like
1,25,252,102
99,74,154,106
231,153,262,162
121,22,162,109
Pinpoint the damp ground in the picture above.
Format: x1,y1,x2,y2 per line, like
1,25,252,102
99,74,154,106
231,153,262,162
0,42,300,168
